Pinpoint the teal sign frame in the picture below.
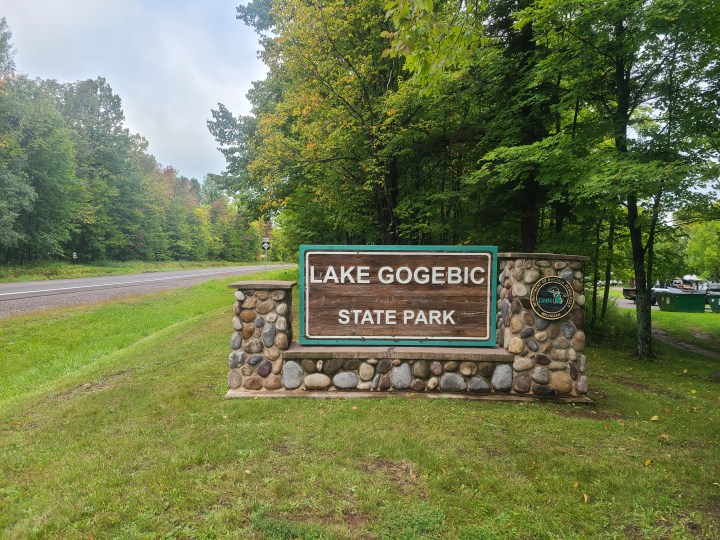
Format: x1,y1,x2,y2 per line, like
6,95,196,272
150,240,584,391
299,245,498,347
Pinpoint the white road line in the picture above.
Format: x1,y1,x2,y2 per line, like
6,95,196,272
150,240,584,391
0,267,267,299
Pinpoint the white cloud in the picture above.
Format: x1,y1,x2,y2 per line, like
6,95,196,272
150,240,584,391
2,0,266,180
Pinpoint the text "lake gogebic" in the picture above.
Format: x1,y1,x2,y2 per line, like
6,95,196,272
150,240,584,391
308,265,487,285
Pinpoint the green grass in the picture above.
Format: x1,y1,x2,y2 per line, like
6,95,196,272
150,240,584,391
610,294,720,354
652,310,720,354
0,260,267,283
0,273,718,539
607,287,623,299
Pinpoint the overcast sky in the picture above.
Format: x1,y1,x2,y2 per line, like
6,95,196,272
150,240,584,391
2,0,265,181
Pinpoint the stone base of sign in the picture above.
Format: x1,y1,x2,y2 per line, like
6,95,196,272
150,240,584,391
228,343,586,397
277,344,515,394
225,389,593,403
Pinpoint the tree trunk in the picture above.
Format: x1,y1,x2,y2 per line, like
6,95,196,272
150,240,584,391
601,214,616,321
613,20,653,359
554,201,568,234
628,194,654,359
520,202,537,252
385,157,399,243
590,217,602,327
520,173,540,252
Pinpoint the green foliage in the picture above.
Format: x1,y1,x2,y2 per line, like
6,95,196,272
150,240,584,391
0,16,15,77
383,0,486,90
0,18,257,264
215,0,419,244
586,297,637,349
0,122,35,248
685,220,720,281
379,0,720,357
0,76,79,260
220,0,719,359
236,0,276,33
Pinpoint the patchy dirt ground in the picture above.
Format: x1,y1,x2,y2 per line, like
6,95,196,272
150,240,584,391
653,329,720,361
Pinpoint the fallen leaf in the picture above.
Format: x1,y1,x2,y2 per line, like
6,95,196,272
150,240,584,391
583,493,589,503
618,420,625,426
244,469,252,475
644,459,653,467
650,415,659,421
635,411,640,416
573,481,579,489
659,434,670,440
691,390,697,394
352,406,357,410
683,369,688,374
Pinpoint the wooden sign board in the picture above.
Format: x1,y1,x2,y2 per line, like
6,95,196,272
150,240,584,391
300,245,497,346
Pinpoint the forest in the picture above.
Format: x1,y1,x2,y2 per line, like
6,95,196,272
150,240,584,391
0,17,260,265
206,0,719,357
209,0,719,271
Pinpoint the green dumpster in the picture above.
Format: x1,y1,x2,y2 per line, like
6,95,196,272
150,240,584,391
708,293,720,313
654,290,706,313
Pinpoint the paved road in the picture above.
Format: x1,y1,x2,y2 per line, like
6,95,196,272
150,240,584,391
0,265,295,319
614,296,660,310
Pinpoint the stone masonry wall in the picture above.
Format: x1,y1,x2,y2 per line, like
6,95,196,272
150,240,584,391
226,253,590,399
496,253,589,397
227,281,295,392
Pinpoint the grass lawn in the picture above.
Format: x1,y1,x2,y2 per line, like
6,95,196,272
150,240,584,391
652,311,720,355
611,295,720,355
608,287,623,299
0,271,718,539
0,260,280,283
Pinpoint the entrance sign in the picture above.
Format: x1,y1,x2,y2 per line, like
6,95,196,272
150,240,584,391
300,245,497,346
529,276,575,320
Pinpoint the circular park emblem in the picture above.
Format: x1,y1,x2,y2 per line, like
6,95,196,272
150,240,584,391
530,276,575,320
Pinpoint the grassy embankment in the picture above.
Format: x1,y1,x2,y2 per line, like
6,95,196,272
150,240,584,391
0,271,718,539
0,260,274,283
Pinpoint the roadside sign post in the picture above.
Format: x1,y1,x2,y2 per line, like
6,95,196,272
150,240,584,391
262,237,270,277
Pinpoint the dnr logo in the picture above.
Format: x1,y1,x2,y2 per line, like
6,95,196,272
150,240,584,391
530,276,575,320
